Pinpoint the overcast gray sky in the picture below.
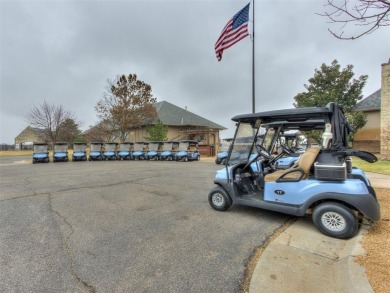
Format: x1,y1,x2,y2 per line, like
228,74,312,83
1,0,389,144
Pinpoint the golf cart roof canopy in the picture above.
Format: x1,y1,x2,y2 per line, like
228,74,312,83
232,102,351,150
262,119,326,131
232,106,331,124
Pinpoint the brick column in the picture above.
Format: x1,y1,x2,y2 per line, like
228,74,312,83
381,62,390,160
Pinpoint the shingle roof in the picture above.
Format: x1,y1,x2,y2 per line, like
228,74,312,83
152,101,226,130
353,89,381,111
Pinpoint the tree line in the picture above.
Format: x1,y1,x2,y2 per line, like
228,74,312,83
25,74,167,147
25,60,369,147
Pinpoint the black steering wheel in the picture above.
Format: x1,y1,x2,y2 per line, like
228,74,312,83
280,144,293,156
255,144,273,160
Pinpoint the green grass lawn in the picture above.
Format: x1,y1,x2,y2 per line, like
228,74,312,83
352,157,390,175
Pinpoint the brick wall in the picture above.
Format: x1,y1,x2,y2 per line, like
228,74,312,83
381,62,390,160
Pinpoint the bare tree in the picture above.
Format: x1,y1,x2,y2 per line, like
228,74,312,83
318,0,390,40
95,74,157,142
25,100,76,146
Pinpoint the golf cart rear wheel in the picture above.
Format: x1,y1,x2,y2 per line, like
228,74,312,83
312,202,359,239
208,186,232,211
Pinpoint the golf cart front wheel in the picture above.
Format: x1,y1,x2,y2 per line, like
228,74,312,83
208,186,232,211
312,202,359,239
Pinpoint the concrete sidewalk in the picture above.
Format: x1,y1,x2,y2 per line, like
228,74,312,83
249,172,389,293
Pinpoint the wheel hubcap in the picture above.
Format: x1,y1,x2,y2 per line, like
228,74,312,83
321,211,346,232
212,193,224,206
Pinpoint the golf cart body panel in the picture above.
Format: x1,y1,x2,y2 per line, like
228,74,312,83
159,141,180,160
32,143,50,163
209,103,380,239
53,142,69,162
103,142,118,160
89,142,104,161
117,142,134,160
72,142,87,161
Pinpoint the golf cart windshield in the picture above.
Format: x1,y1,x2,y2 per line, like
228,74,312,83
90,144,101,152
134,143,144,151
149,143,160,151
220,140,232,152
34,145,48,153
228,122,259,165
162,142,173,151
54,144,67,152
119,143,130,151
179,143,189,151
104,144,116,151
73,144,86,152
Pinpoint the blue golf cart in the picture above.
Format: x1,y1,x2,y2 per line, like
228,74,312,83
88,142,104,161
132,142,149,160
159,141,179,161
32,142,50,164
175,140,200,162
53,142,69,162
103,142,118,160
72,142,87,161
215,138,233,165
208,103,380,239
146,142,163,160
117,142,133,160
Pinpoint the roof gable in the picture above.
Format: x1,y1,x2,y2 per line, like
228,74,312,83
353,89,381,111
153,101,226,129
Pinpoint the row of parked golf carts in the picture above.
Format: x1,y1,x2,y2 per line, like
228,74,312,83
32,140,201,163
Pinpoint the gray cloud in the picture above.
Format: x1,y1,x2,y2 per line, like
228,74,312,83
1,0,389,143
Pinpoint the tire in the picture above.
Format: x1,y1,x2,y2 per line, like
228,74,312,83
33,159,36,164
312,202,359,239
208,186,232,211
196,155,200,161
183,156,188,162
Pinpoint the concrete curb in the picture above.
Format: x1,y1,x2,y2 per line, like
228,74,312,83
249,217,373,293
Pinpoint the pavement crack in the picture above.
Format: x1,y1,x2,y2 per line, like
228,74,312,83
48,193,96,293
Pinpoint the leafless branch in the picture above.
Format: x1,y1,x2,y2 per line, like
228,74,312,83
317,0,390,39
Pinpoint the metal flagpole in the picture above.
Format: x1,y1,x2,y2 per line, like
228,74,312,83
252,0,255,114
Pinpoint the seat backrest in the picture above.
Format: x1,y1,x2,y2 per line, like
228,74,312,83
297,147,321,175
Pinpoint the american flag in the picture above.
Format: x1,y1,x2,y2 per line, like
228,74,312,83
215,3,250,61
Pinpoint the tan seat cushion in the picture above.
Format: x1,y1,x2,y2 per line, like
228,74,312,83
264,147,320,182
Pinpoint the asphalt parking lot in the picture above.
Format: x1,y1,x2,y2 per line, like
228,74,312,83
0,156,289,293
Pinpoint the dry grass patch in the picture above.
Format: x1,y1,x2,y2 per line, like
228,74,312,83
356,188,390,293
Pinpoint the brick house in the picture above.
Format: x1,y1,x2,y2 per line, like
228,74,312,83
14,126,47,150
352,89,381,153
130,101,226,156
352,61,390,159
84,100,226,156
